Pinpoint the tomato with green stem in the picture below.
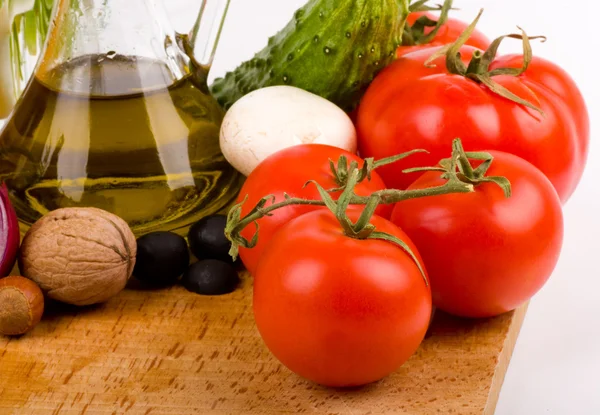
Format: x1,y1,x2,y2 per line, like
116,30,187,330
399,0,490,57
242,168,436,387
348,0,490,125
253,208,431,387
391,141,563,318
358,11,589,203
226,139,490,386
234,144,404,276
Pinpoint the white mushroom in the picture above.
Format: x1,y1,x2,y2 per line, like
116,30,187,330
220,86,357,176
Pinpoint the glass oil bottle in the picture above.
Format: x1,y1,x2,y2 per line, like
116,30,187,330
0,0,243,236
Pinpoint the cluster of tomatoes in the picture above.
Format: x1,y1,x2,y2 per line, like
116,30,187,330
230,8,589,388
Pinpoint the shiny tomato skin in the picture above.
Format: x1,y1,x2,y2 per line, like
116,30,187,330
357,45,588,203
237,144,392,276
253,210,431,387
490,54,590,164
397,12,491,57
390,151,563,318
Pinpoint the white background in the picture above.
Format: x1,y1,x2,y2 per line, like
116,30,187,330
167,0,600,413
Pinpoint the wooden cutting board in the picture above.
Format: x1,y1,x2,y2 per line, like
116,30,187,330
0,272,526,415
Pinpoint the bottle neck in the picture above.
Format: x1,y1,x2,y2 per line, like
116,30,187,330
37,0,189,82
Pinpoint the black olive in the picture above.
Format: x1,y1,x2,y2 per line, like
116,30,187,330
133,232,190,286
181,260,239,295
188,215,235,263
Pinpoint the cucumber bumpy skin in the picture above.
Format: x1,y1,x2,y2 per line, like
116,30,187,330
211,0,409,112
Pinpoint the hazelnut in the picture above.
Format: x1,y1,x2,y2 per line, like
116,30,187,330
19,208,137,306
0,276,44,336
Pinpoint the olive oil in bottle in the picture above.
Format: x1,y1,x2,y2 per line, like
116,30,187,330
0,54,243,236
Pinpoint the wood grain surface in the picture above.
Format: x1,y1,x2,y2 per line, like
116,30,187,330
0,273,527,415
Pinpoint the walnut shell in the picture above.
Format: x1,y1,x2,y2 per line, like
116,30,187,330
19,208,137,306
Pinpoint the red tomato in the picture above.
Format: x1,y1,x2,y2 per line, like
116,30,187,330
398,11,490,56
254,209,432,387
357,45,589,203
237,144,392,276
349,12,490,125
390,151,563,318
489,54,590,166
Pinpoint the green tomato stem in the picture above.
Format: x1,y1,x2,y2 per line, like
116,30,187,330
228,139,478,256
423,9,546,115
225,176,474,258
329,148,428,190
225,138,513,285
402,0,454,47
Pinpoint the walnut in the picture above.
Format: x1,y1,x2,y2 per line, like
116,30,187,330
19,208,137,306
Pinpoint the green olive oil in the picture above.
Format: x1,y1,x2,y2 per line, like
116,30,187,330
0,54,243,236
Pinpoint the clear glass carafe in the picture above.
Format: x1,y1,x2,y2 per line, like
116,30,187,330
0,0,243,236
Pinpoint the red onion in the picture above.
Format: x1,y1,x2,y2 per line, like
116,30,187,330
0,183,19,277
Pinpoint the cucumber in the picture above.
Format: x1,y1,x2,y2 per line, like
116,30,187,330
211,0,409,112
